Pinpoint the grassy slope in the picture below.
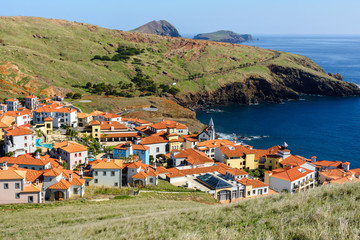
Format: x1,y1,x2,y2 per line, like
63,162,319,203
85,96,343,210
1,183,360,239
194,30,244,41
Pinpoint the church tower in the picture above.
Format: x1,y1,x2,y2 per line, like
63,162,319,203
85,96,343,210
208,117,216,140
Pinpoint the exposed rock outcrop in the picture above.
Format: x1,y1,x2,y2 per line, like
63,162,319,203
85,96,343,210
131,20,181,37
194,30,252,43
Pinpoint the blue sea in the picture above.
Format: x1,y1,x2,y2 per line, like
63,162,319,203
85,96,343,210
195,35,360,168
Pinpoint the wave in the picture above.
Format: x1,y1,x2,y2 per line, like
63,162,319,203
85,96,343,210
205,108,225,113
217,132,269,142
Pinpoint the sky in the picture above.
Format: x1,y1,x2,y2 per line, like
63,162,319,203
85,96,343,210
1,0,360,35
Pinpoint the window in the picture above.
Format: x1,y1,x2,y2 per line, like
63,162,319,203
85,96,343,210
73,188,78,194
150,178,153,183
94,171,98,176
142,151,145,154
264,188,267,193
15,183,20,189
94,179,98,183
79,153,82,157
15,193,20,199
86,181,89,186
253,190,256,195
25,143,28,147
114,182,118,187
156,147,160,153
247,191,250,196
4,183,8,189
103,171,106,176
111,171,115,176
28,196,33,203
75,153,77,157
24,136,27,140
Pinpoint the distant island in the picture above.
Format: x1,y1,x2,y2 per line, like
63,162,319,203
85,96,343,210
131,20,181,37
193,30,253,43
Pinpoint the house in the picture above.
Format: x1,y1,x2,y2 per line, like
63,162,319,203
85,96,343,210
122,117,151,129
50,141,88,170
25,95,39,110
318,168,357,185
6,98,20,111
55,96,64,102
113,142,150,165
90,120,141,143
224,168,249,180
170,148,214,167
0,115,14,139
140,130,185,159
215,144,264,170
182,134,199,149
125,161,158,186
197,117,216,142
0,153,52,170
92,111,122,123
236,177,269,198
0,103,7,112
3,110,32,127
196,139,235,158
149,120,188,135
33,103,78,128
77,112,92,127
90,159,123,187
43,167,85,200
265,166,315,193
0,162,42,204
3,126,36,157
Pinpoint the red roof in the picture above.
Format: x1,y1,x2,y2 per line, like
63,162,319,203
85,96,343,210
4,126,32,136
150,120,188,130
49,179,72,190
269,166,313,182
0,155,51,166
237,178,268,188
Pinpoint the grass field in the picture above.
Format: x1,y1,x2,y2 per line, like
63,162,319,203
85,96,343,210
1,183,359,239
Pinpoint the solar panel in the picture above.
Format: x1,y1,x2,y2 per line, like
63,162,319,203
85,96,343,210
197,174,232,189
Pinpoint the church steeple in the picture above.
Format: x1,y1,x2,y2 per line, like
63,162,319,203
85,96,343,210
208,117,215,140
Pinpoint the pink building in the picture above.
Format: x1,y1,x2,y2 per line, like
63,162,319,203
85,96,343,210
50,141,88,170
0,162,42,204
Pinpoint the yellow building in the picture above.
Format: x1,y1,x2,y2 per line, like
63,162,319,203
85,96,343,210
216,145,261,170
90,120,101,141
44,117,53,137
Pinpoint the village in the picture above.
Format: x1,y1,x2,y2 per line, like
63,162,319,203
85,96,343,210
0,95,359,204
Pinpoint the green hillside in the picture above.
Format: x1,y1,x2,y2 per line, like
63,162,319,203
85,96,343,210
0,16,358,111
1,183,359,239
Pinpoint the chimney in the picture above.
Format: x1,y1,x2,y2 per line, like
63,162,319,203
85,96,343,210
146,167,149,173
289,165,293,169
153,160,157,170
69,173,73,182
36,179,39,186
107,156,110,162
67,142,70,146
36,151,40,159
311,156,317,163
59,156,62,164
3,161,8,170
79,167,84,179
84,157,89,167
233,137,237,144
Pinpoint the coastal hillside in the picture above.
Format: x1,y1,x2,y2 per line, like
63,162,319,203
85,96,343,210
1,183,359,239
194,30,252,43
0,16,358,111
131,20,181,37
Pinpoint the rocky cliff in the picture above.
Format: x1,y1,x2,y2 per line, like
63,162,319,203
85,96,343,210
193,30,252,43
131,20,181,37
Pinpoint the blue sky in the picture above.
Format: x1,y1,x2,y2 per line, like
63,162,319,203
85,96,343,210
1,0,360,35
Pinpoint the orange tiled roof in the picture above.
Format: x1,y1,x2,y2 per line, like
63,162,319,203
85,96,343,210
99,121,127,130
77,112,91,119
70,178,85,186
101,132,141,138
53,141,87,153
197,139,234,149
320,168,350,179
49,179,71,189
226,168,248,176
313,160,342,168
237,178,268,188
0,169,26,180
21,184,41,193
25,95,37,99
132,144,149,151
150,120,188,130
166,163,231,178
280,155,307,167
92,160,123,169
44,117,53,121
132,171,148,179
90,120,101,125
3,110,31,117
172,148,214,165
269,166,313,182
43,168,63,177
4,126,32,136
6,98,18,102
0,115,14,128
0,155,51,166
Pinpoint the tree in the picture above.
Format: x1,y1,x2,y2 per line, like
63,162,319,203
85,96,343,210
66,92,73,98
72,93,82,99
85,82,92,88
5,152,14,157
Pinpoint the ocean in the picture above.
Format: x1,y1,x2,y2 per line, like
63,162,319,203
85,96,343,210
195,35,360,168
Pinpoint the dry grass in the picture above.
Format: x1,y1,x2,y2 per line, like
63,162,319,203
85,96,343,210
1,183,360,239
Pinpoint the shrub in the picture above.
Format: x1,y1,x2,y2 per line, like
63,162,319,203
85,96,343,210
72,93,82,99
66,92,73,98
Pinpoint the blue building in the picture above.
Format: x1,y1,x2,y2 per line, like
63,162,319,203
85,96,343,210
113,142,150,165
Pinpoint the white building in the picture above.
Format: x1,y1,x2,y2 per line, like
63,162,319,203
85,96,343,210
91,159,123,187
33,103,78,128
25,95,39,110
3,126,36,157
265,166,315,193
92,112,122,123
197,117,216,142
0,104,7,112
50,141,88,170
5,98,20,111
3,111,31,127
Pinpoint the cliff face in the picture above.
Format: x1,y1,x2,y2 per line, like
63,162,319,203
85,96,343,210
194,30,252,43
131,20,181,37
176,64,360,108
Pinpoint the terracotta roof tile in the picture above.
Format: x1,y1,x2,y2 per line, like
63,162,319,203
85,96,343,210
49,179,72,189
53,141,87,153
4,126,32,136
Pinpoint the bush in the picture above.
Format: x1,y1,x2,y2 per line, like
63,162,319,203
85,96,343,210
168,87,180,95
66,92,73,98
72,93,82,99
